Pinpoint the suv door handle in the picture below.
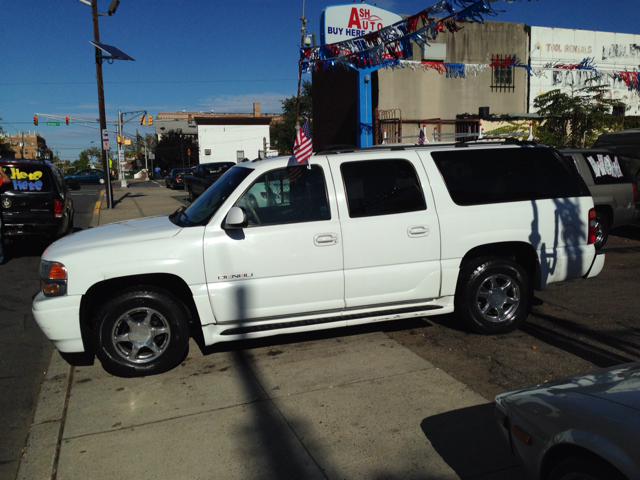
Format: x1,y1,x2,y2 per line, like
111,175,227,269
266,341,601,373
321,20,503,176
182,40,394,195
314,233,339,246
408,225,430,237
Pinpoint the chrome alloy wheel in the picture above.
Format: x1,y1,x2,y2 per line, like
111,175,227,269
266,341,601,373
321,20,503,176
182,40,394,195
110,307,171,363
475,273,520,323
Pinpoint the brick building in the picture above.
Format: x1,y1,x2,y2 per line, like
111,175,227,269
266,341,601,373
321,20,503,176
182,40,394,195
1,131,49,160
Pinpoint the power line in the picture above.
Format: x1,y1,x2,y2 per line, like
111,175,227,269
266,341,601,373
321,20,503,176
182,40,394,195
0,78,294,86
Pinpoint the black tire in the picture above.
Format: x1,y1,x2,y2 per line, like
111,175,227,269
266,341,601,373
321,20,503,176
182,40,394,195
65,214,74,236
187,186,194,202
92,288,190,377
548,455,626,480
455,257,530,334
593,212,609,250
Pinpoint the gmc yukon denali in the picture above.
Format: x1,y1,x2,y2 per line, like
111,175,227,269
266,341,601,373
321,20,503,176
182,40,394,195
33,141,605,377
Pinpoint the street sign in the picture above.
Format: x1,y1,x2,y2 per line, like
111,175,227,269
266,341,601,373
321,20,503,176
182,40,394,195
46,121,60,126
102,129,110,151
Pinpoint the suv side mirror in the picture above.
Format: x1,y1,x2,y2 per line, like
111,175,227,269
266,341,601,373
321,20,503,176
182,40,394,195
223,206,248,229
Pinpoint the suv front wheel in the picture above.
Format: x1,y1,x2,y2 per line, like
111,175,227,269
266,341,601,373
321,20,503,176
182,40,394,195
92,288,190,377
455,257,530,334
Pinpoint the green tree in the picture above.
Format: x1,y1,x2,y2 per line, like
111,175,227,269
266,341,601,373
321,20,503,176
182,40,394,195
154,130,199,171
533,85,623,148
0,137,12,157
270,80,312,155
73,147,102,169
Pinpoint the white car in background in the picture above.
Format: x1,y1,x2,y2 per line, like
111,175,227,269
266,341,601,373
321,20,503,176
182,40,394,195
495,362,640,480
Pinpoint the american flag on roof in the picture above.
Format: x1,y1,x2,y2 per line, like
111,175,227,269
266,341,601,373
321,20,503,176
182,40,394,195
293,119,313,165
418,129,425,145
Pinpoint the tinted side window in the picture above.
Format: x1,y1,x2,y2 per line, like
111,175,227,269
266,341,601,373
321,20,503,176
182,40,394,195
340,159,426,218
432,148,585,206
234,165,329,226
581,153,631,185
611,146,640,179
4,164,52,192
51,166,65,191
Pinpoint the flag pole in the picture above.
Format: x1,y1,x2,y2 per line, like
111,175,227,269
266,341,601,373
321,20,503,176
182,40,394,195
295,0,307,128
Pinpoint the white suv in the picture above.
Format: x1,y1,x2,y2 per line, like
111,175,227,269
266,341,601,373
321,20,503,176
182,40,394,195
33,141,605,377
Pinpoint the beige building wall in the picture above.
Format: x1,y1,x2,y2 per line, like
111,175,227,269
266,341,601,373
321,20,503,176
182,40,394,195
377,20,530,121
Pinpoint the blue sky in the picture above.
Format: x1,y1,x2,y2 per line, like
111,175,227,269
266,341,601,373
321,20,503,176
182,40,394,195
1,0,638,161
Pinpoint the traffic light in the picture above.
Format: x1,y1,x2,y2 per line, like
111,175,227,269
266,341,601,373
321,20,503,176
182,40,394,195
148,115,153,126
140,115,146,126
65,117,69,125
33,116,38,126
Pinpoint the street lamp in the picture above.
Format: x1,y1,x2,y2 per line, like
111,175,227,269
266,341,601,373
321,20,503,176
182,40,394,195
78,0,133,208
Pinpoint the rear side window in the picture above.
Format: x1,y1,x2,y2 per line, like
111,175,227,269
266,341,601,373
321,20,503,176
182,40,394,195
611,146,640,179
582,153,631,185
340,159,426,218
2,164,52,192
431,148,585,206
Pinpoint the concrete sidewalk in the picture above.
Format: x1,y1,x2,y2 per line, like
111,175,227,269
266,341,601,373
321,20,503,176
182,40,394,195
18,180,523,480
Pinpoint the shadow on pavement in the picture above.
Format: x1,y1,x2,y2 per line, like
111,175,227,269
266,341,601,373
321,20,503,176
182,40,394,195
610,225,640,242
421,403,525,480
522,313,639,367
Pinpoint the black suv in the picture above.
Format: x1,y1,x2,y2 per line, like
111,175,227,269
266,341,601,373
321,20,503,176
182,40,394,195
1,159,74,242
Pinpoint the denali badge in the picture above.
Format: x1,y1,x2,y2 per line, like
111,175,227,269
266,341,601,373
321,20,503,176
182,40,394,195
2,198,11,209
218,273,254,280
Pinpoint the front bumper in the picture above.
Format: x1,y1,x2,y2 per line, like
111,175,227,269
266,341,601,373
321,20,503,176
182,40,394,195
32,291,84,352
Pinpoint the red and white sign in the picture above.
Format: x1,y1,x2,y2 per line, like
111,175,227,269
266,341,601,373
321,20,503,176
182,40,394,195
321,3,402,44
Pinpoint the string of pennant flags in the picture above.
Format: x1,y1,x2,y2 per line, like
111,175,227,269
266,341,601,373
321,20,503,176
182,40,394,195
299,0,496,74
297,0,640,93
387,56,640,92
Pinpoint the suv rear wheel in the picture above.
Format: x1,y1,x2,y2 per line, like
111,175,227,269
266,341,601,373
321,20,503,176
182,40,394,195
455,257,530,334
593,211,610,250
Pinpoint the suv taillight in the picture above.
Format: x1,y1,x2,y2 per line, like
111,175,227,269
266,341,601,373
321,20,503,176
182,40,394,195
54,199,63,218
588,208,596,245
633,183,637,203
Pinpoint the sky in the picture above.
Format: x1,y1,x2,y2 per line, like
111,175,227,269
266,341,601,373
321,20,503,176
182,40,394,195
1,0,639,162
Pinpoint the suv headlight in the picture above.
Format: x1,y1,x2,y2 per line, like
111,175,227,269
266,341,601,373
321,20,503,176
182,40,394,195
40,260,68,297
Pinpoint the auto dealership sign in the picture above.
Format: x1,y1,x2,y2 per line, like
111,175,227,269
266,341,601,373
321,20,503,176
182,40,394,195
321,3,402,44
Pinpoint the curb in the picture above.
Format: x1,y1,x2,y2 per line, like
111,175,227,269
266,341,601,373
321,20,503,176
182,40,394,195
16,352,73,480
89,189,105,229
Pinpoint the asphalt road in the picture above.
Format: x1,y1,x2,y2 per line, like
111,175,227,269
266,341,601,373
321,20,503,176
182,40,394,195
388,224,640,401
2,184,638,478
0,184,101,480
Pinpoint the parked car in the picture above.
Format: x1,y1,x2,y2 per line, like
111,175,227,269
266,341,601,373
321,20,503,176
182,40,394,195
495,362,640,480
32,140,604,377
593,129,640,191
561,149,639,248
64,167,111,185
184,162,236,201
1,159,74,242
164,167,193,190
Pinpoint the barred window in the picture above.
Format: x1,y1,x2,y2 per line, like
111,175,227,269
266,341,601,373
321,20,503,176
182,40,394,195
491,54,515,92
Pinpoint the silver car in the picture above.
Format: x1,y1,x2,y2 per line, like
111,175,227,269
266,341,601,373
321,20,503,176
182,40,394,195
495,362,640,480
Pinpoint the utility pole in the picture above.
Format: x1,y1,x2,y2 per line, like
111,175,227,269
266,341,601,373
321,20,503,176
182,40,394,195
118,110,127,188
91,0,114,208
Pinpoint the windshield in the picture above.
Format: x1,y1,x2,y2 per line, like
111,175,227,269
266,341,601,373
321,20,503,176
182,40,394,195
171,166,252,226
